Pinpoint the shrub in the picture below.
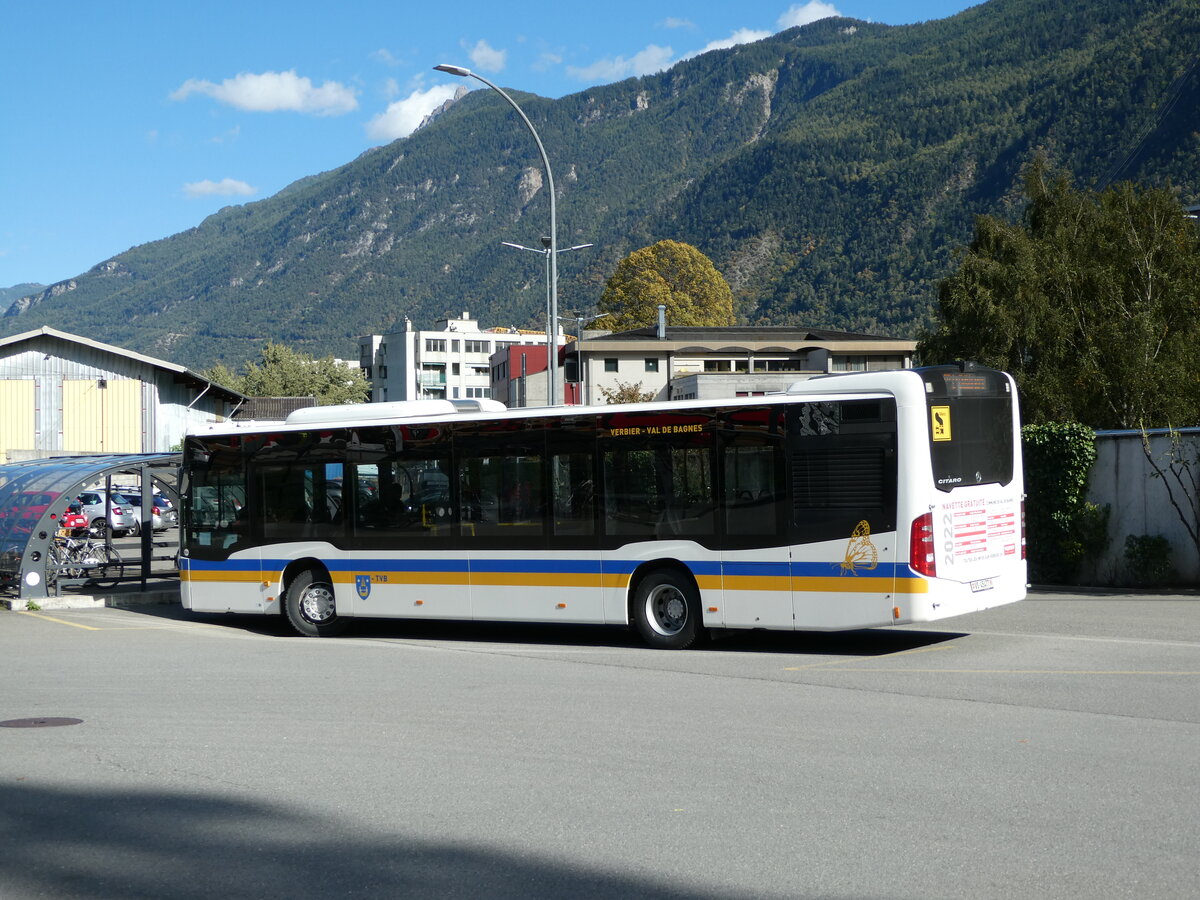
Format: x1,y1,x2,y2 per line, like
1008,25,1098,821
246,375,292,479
1123,534,1174,587
1021,422,1110,584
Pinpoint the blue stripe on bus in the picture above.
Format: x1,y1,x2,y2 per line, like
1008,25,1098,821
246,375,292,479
722,561,791,578
183,558,264,572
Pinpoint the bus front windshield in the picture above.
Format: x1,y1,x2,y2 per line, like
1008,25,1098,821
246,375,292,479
184,439,247,551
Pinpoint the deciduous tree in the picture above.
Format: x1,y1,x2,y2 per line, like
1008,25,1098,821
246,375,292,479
920,159,1200,428
599,381,656,404
598,240,735,330
201,343,370,405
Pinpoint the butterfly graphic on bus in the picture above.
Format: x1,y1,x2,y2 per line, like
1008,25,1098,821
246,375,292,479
839,520,879,576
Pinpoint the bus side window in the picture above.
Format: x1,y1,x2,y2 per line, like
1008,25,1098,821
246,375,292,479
723,443,782,538
458,452,544,539
602,448,660,537
551,452,594,536
661,444,715,538
258,464,342,541
351,458,452,539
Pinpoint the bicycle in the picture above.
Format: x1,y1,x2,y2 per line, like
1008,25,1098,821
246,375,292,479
47,530,125,592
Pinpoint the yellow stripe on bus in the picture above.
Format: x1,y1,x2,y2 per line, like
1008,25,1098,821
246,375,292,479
182,570,268,584
791,576,929,594
470,573,606,588
722,575,792,592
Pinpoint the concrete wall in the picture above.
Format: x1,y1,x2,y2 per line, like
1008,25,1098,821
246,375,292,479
1083,430,1200,584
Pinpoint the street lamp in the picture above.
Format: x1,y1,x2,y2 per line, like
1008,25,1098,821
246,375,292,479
502,240,593,405
434,63,563,405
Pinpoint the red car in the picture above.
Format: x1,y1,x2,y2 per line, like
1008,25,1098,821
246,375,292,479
59,501,89,533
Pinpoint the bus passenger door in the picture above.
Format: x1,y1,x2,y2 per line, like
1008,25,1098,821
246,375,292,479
720,430,794,629
459,444,605,624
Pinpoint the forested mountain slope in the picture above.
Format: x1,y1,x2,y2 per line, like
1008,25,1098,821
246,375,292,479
6,0,1197,369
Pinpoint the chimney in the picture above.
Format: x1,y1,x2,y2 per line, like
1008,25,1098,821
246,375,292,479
656,305,667,339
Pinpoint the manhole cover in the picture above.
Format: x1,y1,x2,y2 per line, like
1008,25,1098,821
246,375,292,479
0,717,84,728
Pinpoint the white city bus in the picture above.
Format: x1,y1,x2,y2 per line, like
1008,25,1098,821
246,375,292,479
180,363,1025,648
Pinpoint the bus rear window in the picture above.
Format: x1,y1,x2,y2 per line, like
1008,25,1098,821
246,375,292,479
923,367,1014,491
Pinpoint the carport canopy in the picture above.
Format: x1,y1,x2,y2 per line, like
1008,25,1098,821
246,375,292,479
0,453,180,600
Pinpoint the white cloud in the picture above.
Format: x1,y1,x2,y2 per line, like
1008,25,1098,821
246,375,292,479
366,84,460,141
778,1,841,29
567,44,674,82
183,178,257,198
371,48,401,67
661,17,696,29
468,39,507,73
170,70,358,116
687,27,773,58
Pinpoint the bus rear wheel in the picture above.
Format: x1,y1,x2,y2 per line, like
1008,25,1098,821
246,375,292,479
632,569,701,650
285,569,348,637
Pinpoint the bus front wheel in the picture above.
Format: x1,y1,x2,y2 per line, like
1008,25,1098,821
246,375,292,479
632,569,701,650
285,569,348,637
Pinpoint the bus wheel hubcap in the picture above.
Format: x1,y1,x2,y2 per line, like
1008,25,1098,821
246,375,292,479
650,587,686,634
301,586,335,623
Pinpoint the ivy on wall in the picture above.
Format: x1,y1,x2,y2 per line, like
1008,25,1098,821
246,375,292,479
1021,422,1110,584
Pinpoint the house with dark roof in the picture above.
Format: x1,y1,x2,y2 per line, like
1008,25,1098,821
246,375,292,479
529,322,916,405
0,326,247,462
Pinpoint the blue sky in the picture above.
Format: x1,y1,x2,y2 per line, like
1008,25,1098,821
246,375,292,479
1,0,979,290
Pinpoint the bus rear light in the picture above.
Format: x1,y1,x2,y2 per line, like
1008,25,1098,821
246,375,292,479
1020,500,1027,560
910,513,936,578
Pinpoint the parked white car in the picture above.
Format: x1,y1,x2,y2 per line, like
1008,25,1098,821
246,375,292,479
76,490,138,536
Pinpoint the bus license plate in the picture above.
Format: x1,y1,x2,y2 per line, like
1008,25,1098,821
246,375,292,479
970,578,994,593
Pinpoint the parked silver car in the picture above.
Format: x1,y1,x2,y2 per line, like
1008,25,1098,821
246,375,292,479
121,492,179,532
76,491,138,536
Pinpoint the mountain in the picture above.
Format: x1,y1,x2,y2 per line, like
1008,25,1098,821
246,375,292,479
4,0,1198,370
0,284,45,313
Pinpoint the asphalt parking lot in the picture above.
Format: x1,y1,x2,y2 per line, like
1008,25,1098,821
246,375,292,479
2,592,1197,899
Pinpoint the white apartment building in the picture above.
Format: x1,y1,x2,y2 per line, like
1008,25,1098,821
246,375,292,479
358,311,561,403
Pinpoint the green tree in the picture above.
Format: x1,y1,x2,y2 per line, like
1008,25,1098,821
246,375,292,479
599,381,657,404
920,160,1200,428
202,362,245,394
201,342,370,405
598,240,735,330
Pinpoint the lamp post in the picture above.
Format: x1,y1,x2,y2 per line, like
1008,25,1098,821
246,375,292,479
434,63,563,405
501,239,593,405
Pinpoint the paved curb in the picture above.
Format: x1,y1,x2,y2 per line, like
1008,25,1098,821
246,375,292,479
3,584,180,611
